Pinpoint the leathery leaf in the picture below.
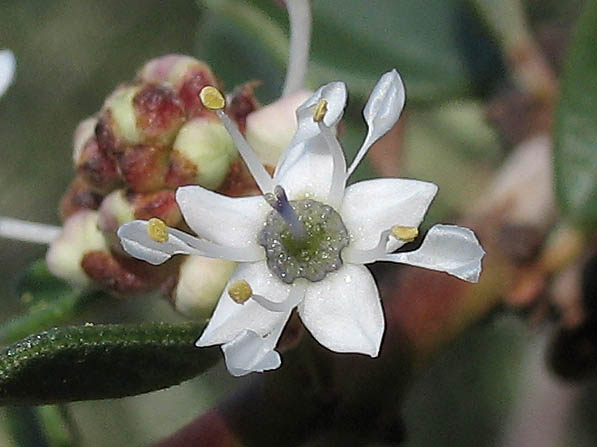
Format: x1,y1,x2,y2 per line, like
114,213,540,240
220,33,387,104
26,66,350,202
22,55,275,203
0,322,219,406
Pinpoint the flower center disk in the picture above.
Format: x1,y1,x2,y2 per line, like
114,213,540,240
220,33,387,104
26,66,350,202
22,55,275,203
258,199,349,284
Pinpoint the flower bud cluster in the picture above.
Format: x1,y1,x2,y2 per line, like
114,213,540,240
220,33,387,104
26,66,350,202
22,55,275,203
48,54,299,315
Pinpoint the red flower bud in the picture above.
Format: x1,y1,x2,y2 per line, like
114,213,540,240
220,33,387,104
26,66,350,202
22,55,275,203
118,144,169,193
226,81,260,133
76,135,121,193
60,177,104,220
133,84,185,144
129,189,181,227
81,250,177,295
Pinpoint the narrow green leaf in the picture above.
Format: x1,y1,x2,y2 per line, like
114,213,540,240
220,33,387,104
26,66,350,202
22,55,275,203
0,322,219,406
554,0,597,227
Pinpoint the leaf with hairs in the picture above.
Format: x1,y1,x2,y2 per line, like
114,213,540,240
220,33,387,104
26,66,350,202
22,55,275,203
0,322,219,406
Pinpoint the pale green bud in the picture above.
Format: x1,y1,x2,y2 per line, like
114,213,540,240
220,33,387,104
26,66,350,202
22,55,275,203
97,189,135,233
172,256,236,318
245,90,312,167
46,211,108,288
72,116,97,165
103,85,144,145
172,118,238,189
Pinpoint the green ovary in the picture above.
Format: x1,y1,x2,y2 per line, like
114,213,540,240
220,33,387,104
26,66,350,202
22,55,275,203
258,199,349,284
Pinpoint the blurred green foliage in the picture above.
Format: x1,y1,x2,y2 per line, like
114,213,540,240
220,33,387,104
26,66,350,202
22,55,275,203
554,0,597,227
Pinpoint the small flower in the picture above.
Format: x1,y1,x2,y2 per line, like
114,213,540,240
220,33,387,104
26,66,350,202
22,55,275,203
118,70,485,376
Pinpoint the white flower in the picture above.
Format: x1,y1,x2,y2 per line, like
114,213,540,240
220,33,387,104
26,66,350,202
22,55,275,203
118,70,485,376
0,49,16,98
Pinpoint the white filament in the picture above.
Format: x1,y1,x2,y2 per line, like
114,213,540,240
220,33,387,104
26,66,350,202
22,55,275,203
216,109,274,193
343,230,392,265
318,122,346,208
252,281,305,312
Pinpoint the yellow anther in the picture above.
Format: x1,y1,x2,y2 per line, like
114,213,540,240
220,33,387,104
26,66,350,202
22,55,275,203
228,280,253,304
391,225,419,242
147,217,169,243
199,86,226,110
313,99,328,122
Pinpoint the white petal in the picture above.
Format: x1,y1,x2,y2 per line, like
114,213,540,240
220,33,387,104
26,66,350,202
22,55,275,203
298,264,384,357
221,326,285,377
0,49,16,98
276,133,335,203
295,81,347,134
341,178,438,258
118,220,204,265
176,186,269,251
275,81,347,178
347,69,406,178
383,224,485,282
196,261,293,346
118,220,263,265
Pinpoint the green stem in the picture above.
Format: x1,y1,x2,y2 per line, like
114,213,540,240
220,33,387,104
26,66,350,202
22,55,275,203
0,291,101,346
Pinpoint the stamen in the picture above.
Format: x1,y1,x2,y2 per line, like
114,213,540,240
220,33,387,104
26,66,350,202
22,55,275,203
342,229,391,264
0,217,61,245
147,217,169,242
264,185,306,239
313,99,328,122
228,278,305,311
282,0,312,96
199,86,226,110
228,279,253,304
318,123,347,208
252,281,305,313
199,87,273,193
391,226,419,242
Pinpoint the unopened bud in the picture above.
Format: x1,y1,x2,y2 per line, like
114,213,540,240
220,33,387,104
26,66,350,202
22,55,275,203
138,55,215,88
81,250,177,296
97,189,135,233
76,135,121,193
226,82,260,133
60,177,103,220
174,61,220,118
102,85,144,146
138,55,219,118
129,189,181,227
133,84,185,145
118,144,169,192
171,256,235,318
137,54,191,84
172,118,237,189
245,90,312,167
72,117,98,165
46,211,108,287
216,159,264,197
